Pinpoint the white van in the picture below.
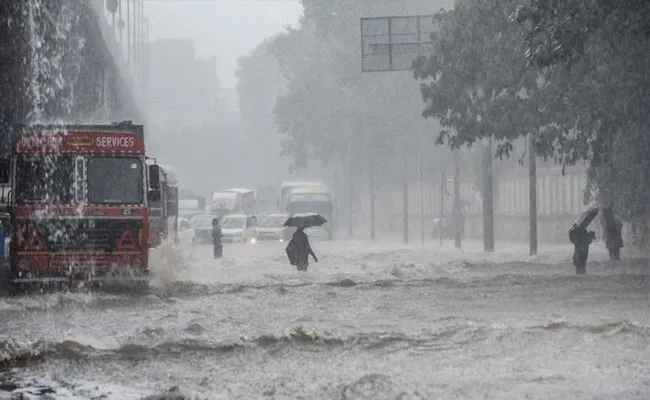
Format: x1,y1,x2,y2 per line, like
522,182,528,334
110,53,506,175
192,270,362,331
220,214,258,244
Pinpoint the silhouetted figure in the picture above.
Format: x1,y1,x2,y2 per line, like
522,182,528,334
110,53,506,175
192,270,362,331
211,218,222,259
601,206,623,261
569,223,596,274
285,227,317,271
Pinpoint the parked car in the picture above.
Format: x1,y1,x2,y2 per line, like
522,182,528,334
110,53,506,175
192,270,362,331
255,213,293,242
220,214,258,244
177,217,196,244
190,213,218,244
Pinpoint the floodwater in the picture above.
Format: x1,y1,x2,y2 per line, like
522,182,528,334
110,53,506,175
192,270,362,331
0,238,648,399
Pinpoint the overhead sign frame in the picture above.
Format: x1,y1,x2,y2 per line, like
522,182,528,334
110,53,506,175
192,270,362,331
360,14,436,72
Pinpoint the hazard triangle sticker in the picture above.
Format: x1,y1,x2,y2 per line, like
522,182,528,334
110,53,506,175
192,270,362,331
117,231,137,250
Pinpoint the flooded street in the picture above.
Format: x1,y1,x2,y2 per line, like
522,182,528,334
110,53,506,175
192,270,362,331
0,239,648,399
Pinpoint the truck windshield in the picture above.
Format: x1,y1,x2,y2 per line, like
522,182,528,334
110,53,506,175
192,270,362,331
15,156,74,203
88,157,143,204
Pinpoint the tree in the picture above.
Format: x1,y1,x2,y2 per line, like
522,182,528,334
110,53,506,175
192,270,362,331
235,36,293,182
412,0,540,204
413,0,538,155
235,37,286,133
514,0,650,222
271,0,452,181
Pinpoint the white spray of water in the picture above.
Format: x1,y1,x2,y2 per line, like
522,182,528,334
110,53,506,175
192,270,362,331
21,0,87,252
25,0,85,124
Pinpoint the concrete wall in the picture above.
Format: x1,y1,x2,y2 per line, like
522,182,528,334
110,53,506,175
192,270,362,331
353,166,598,244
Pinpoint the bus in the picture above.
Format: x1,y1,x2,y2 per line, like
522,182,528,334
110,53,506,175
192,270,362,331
286,186,335,240
255,186,278,215
278,181,327,213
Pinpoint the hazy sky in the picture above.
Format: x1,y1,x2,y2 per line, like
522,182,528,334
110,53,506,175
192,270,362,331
144,0,303,89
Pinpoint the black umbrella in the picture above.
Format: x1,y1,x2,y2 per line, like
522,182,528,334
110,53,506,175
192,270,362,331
284,213,328,228
574,207,599,229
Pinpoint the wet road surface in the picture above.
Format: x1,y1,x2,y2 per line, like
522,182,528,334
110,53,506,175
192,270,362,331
0,239,648,399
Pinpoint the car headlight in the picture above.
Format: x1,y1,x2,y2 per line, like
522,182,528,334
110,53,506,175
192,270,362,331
250,237,257,244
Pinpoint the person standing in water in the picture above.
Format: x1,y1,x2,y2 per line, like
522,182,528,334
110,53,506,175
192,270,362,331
211,217,222,259
286,226,317,271
569,223,596,274
601,206,624,261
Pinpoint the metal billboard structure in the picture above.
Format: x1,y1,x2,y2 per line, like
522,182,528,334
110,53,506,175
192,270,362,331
360,15,436,72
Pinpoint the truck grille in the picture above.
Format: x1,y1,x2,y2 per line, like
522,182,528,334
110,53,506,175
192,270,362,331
32,218,143,251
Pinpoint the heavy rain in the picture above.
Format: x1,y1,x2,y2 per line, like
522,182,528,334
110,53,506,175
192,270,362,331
0,0,648,399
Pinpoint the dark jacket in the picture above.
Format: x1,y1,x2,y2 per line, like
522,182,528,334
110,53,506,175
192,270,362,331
569,224,595,274
211,225,222,245
286,229,316,267
602,207,624,250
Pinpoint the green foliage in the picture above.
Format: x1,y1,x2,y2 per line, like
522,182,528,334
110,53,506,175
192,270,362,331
515,0,650,219
412,0,650,220
413,0,539,160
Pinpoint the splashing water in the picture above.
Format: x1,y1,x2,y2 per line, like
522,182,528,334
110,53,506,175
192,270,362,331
149,240,199,287
25,0,85,124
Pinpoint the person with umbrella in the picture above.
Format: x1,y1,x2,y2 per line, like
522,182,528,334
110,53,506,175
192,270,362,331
569,208,598,274
284,213,323,271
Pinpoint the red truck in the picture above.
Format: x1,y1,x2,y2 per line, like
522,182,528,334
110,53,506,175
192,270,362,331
0,121,160,290
147,163,179,247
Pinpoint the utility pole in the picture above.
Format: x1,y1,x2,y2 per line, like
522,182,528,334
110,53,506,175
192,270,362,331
347,139,354,237
419,156,424,245
369,157,376,240
439,172,444,247
483,138,495,252
402,151,409,244
334,156,339,236
453,149,462,249
529,134,538,255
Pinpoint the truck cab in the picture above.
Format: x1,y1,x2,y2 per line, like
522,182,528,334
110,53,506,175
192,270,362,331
1,121,152,289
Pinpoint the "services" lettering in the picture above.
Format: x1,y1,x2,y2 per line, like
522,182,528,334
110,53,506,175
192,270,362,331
95,136,135,148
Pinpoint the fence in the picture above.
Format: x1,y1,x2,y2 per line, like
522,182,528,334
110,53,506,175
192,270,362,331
353,166,599,243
